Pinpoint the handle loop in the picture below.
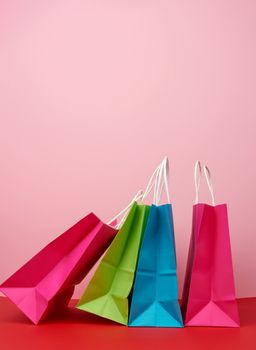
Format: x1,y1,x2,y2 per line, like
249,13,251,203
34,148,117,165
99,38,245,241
194,161,216,206
107,157,171,229
107,159,162,229
107,189,143,228
203,165,216,206
140,163,162,203
153,156,170,205
194,160,201,205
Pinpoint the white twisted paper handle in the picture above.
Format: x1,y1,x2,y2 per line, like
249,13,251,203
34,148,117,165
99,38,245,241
194,160,216,206
107,158,164,229
153,156,170,205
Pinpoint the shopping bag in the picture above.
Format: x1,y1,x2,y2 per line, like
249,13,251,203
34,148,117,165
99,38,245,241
181,161,240,327
77,162,163,325
0,210,119,324
77,203,150,325
129,157,183,327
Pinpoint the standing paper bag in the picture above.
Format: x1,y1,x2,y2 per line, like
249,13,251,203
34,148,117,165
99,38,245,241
0,201,133,323
77,161,163,325
181,161,240,327
129,157,183,327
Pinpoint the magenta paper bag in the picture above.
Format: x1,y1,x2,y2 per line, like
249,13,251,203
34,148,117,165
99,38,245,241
181,162,239,327
0,212,117,324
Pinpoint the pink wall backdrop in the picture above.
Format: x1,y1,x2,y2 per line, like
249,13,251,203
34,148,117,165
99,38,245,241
0,0,256,298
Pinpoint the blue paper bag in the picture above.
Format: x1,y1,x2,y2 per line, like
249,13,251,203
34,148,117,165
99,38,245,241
128,158,183,327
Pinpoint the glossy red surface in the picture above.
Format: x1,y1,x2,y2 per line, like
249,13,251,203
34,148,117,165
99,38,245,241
0,297,255,350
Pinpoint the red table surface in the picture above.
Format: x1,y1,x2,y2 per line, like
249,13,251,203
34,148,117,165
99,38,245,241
0,297,255,350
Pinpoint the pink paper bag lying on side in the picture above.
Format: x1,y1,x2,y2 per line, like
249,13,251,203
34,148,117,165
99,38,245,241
0,213,117,324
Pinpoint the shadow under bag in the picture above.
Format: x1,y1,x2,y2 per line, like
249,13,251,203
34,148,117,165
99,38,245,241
181,162,240,327
129,157,183,327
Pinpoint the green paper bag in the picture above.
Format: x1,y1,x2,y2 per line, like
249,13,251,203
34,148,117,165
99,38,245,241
77,202,150,325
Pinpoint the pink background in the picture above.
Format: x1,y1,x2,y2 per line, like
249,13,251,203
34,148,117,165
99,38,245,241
0,0,256,298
